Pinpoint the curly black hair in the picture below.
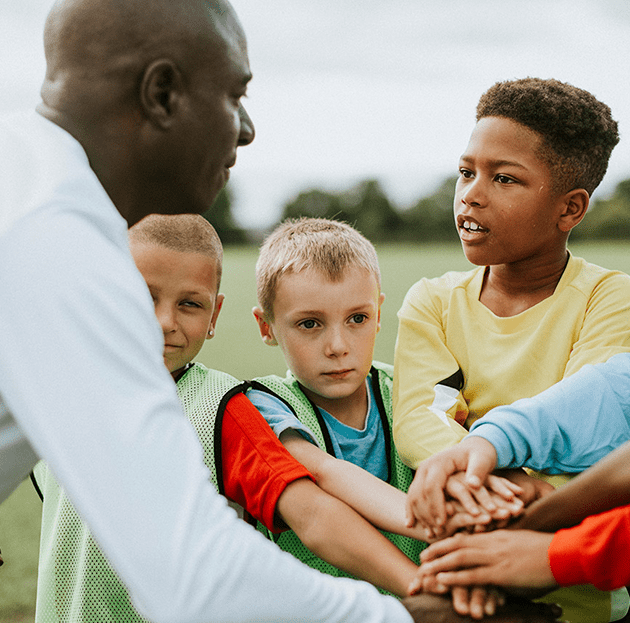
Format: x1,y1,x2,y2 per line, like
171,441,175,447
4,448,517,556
476,77,619,195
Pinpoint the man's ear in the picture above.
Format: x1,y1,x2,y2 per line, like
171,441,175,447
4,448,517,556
139,59,184,129
558,188,589,233
252,306,278,346
206,294,225,340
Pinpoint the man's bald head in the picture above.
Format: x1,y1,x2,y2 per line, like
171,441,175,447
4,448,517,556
41,0,240,104
38,0,254,226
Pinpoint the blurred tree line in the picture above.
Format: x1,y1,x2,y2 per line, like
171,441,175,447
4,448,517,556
204,175,630,244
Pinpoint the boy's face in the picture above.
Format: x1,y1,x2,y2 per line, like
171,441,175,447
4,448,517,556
131,242,223,378
454,116,568,267
255,266,384,409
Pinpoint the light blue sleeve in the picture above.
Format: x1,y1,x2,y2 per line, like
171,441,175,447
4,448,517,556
468,353,630,473
247,389,321,448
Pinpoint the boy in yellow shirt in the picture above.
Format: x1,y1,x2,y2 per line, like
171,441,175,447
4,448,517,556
395,78,630,622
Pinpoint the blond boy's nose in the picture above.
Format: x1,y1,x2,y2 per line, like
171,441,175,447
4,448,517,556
325,328,348,357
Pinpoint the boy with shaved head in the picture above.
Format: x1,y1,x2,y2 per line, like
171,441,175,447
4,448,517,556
33,214,431,621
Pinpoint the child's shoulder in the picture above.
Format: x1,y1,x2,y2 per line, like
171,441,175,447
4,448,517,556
566,254,630,292
403,266,482,306
177,363,242,396
371,360,394,379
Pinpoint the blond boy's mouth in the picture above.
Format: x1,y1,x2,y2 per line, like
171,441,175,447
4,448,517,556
323,369,353,379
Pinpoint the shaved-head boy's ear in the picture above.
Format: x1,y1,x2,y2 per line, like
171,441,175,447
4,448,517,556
252,307,278,346
558,188,589,233
140,59,185,129
206,294,225,340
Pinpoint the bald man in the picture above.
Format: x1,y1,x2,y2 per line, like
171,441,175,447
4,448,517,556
0,2,559,623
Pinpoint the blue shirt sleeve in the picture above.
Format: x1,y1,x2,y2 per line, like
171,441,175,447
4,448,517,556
468,353,630,473
247,389,322,448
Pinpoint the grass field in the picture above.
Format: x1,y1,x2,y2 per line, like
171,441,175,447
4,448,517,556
1,241,629,622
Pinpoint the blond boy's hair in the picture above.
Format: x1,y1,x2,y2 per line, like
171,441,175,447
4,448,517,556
129,214,223,286
256,217,381,320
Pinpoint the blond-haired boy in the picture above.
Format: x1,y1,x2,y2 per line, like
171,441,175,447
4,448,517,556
33,214,432,622
249,218,522,612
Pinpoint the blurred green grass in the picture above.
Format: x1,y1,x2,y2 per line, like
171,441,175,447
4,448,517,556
2,241,629,622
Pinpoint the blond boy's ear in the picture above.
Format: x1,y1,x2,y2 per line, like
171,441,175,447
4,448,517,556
252,306,278,346
376,292,386,334
206,294,225,340
558,188,589,233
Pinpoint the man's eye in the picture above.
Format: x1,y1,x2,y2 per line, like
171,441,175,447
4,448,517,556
182,300,201,308
299,319,317,329
459,168,473,179
351,314,367,324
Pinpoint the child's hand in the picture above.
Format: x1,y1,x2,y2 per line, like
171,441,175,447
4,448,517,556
409,567,505,619
445,472,524,522
405,437,500,534
417,472,524,540
424,500,493,542
451,586,506,619
495,469,555,507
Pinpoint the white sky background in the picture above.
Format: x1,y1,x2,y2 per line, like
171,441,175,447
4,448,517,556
2,1,630,228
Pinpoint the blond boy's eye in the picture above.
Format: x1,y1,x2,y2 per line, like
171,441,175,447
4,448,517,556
299,319,317,329
351,314,367,324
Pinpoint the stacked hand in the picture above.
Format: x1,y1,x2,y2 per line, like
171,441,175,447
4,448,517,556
401,593,561,623
404,437,556,618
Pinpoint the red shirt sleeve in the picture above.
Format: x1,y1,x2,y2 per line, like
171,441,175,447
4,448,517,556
220,393,313,532
549,504,630,591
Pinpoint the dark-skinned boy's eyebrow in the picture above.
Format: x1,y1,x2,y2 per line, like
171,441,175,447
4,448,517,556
459,155,528,170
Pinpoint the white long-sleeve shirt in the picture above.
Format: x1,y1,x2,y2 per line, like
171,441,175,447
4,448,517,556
0,111,412,623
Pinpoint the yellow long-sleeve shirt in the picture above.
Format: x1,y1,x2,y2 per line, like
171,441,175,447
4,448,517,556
393,254,630,469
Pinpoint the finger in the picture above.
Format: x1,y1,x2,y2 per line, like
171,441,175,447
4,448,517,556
407,470,448,529
464,443,497,490
434,567,499,587
420,534,470,563
451,586,472,616
444,476,482,516
442,511,491,537
468,586,488,620
487,473,523,499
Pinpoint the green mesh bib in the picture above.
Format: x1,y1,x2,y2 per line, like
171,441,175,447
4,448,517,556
250,362,427,588
34,364,243,623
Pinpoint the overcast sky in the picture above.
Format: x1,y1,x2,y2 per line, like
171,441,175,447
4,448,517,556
3,1,630,228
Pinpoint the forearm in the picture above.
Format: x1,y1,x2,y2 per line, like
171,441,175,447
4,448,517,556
283,432,424,540
549,505,630,590
469,353,630,474
279,479,418,597
515,440,630,532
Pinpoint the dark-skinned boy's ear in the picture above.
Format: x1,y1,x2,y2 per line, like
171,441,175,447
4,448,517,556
139,59,184,129
558,188,589,233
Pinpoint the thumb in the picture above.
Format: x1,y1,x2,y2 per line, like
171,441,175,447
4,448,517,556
464,439,497,489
